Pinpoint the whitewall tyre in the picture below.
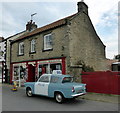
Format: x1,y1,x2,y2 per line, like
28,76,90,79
55,93,64,103
26,88,33,97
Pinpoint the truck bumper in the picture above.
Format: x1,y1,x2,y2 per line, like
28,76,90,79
71,93,85,97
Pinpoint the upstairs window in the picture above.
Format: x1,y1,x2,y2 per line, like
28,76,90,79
44,34,53,50
19,42,24,55
30,39,36,53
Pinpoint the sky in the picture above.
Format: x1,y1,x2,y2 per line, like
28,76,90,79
0,0,119,59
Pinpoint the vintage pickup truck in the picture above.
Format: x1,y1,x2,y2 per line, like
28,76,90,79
24,72,86,103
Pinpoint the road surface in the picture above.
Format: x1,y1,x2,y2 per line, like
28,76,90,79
2,84,119,111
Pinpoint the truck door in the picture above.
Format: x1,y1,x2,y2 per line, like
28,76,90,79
35,75,50,96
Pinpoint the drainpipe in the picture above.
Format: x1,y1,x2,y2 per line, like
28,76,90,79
2,61,3,83
9,40,13,84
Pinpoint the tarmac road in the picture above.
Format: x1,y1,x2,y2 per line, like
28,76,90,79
2,84,119,111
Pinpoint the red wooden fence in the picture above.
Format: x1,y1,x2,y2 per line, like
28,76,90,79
81,71,120,95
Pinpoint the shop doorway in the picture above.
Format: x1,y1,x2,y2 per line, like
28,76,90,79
27,64,35,82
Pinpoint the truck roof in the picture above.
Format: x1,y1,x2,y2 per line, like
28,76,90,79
42,74,72,78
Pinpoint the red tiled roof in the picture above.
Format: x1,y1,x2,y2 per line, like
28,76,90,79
13,13,77,42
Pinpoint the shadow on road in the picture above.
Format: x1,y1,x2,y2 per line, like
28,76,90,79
31,94,85,105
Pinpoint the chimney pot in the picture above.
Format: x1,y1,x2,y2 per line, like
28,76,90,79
26,20,37,31
77,1,88,15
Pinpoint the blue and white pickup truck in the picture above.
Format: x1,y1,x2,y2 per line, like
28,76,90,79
24,72,86,103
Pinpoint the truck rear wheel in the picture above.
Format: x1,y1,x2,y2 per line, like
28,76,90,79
55,93,64,103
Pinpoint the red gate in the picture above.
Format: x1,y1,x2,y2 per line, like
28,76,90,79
81,71,120,95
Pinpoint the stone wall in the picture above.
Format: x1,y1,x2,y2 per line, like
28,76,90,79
11,25,71,72
6,31,26,70
68,12,107,71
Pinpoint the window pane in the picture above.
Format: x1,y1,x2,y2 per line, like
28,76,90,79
50,76,59,83
62,77,73,83
39,76,49,82
31,40,35,52
44,34,52,50
19,42,24,55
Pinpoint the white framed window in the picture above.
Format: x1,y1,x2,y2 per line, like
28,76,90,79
19,42,24,55
44,34,52,50
31,39,36,52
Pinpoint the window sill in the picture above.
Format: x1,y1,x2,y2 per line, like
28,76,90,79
42,48,53,52
29,51,36,54
17,54,24,56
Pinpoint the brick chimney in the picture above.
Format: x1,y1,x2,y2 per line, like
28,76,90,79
0,37,4,42
77,1,88,15
26,20,37,31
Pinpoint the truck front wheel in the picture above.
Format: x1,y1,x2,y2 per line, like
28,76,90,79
26,88,33,97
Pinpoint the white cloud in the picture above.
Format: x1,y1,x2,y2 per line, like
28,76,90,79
85,0,118,59
0,0,119,59
0,0,78,2
86,0,118,26
102,28,118,59
0,3,2,34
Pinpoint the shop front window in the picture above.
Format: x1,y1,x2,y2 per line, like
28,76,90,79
38,63,62,77
38,65,42,77
13,66,19,81
50,63,61,72
13,64,27,87
20,66,27,80
38,64,48,76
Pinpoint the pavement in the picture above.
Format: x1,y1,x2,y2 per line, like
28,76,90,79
1,83,120,104
80,92,119,104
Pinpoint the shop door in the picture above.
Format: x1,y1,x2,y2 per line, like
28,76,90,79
27,64,35,82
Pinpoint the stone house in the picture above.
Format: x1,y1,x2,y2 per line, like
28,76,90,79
5,20,37,83
5,31,26,83
10,1,107,86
